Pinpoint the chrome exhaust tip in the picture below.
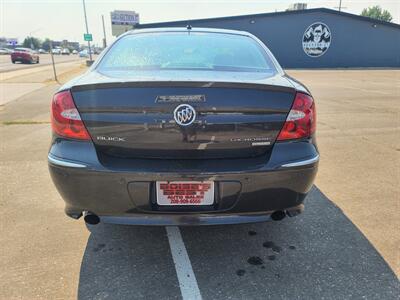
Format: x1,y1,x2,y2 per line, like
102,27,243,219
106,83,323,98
83,211,100,225
271,210,286,221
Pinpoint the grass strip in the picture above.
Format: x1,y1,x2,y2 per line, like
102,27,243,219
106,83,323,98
2,120,50,125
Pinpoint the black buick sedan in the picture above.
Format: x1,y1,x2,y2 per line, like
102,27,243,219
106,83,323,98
48,27,318,226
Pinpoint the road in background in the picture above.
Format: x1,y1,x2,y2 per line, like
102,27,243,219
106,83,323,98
0,53,86,73
0,59,86,106
0,66,399,299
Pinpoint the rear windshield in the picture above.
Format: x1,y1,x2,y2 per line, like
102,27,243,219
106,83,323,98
98,32,277,73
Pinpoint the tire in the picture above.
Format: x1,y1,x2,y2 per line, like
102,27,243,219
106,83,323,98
11,60,15,64
37,58,40,64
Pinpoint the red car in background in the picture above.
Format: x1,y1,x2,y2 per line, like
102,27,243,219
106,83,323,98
11,47,39,64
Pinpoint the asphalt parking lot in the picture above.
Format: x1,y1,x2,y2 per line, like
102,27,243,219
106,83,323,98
77,189,398,299
0,65,399,299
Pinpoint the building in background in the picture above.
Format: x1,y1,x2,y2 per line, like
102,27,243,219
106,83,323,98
0,37,8,48
52,40,80,50
287,3,307,11
135,8,400,68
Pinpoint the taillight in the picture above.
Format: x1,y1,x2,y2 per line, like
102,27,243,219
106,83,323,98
51,90,91,140
277,92,316,141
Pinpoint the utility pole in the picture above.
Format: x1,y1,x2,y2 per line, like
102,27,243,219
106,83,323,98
82,0,93,62
101,15,107,48
49,41,58,82
335,0,346,12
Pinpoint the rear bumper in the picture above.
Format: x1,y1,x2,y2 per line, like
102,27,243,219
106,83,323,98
11,54,32,61
98,204,304,226
48,138,318,225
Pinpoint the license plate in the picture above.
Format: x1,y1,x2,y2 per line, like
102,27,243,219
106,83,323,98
156,181,214,206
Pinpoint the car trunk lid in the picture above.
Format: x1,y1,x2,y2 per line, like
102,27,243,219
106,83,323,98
70,71,296,159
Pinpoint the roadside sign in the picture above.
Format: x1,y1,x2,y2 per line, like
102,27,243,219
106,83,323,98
111,10,139,26
6,38,18,46
83,33,93,42
111,10,139,37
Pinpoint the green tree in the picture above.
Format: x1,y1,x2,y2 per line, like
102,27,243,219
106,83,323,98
361,5,393,22
41,38,52,51
22,36,42,49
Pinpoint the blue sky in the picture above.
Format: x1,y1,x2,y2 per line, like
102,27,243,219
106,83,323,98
1,0,399,45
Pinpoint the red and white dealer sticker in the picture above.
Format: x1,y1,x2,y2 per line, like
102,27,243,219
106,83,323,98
156,181,214,206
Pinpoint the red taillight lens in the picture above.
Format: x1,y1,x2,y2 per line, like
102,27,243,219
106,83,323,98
51,90,91,140
277,92,316,141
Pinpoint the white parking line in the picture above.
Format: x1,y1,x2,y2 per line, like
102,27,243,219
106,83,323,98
166,226,202,300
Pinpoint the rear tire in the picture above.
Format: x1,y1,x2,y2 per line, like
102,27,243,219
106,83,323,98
11,60,15,64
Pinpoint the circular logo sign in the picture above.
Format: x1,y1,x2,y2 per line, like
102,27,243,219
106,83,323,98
174,104,196,126
302,22,331,57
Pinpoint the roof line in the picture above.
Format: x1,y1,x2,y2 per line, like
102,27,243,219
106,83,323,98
135,7,400,30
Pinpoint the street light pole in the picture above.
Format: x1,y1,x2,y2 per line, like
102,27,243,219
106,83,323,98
101,15,107,48
338,0,342,11
82,0,93,62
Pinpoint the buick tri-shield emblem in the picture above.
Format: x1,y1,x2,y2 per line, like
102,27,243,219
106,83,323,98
174,104,196,126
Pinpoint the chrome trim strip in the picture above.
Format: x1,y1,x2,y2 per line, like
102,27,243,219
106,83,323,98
100,213,273,226
281,154,319,168
48,155,87,168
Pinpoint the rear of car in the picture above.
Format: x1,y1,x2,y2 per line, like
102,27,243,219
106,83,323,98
52,48,61,55
11,47,39,64
48,28,318,226
0,48,13,55
79,50,89,57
